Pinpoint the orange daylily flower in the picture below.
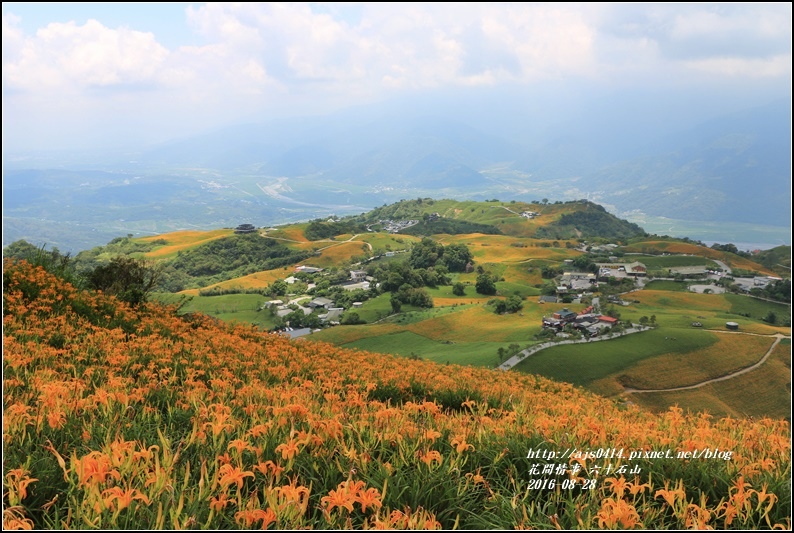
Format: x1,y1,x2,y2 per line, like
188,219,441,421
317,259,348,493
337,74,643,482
275,439,301,460
218,464,254,491
209,493,231,512
235,507,277,529
73,452,121,487
3,507,34,530
450,435,474,453
98,486,150,512
655,479,686,508
357,487,383,513
321,487,356,514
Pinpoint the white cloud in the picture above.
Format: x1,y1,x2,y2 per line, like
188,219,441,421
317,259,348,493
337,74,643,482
4,17,168,91
2,3,790,151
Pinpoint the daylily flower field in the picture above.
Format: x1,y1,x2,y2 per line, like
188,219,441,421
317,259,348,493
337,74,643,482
3,259,790,529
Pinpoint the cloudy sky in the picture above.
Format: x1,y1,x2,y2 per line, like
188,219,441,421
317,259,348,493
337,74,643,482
3,2,791,153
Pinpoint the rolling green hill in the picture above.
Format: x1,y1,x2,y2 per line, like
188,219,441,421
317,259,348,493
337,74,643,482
4,197,788,420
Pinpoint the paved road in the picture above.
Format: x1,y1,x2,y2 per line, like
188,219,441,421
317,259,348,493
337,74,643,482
623,333,789,394
497,325,653,371
712,259,732,275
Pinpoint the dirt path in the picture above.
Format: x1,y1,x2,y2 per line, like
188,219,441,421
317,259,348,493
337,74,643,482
316,234,372,252
623,333,789,394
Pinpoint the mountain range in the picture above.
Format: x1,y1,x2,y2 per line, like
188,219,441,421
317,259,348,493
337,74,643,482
3,95,790,253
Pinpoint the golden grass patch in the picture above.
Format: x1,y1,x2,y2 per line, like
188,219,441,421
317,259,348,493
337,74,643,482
404,306,526,342
266,225,309,242
305,242,369,268
141,229,234,258
620,333,776,390
503,264,543,285
628,341,791,418
203,270,289,291
436,234,580,263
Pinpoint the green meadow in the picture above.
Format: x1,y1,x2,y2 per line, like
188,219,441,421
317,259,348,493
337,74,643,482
342,330,527,368
512,328,716,387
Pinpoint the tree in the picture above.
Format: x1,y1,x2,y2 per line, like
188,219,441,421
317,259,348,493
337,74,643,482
504,295,524,313
442,243,473,272
492,299,507,314
268,280,288,296
764,311,777,325
541,266,560,279
475,274,497,296
390,296,402,314
452,282,466,296
408,238,444,269
86,256,161,306
341,312,364,325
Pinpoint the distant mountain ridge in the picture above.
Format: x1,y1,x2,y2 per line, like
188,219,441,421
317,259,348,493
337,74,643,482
132,98,790,224
3,97,789,253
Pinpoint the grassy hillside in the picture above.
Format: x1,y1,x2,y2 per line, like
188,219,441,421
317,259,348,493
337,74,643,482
6,199,787,424
753,245,792,277
356,198,644,240
3,258,790,530
622,239,777,275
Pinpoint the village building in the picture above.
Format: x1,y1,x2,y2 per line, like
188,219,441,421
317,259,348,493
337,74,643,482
350,270,368,282
341,281,371,291
594,262,647,277
319,308,344,323
308,297,335,309
597,315,619,326
552,308,577,322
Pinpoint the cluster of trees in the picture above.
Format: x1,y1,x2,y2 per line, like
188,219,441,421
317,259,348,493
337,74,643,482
86,257,162,307
277,309,321,330
475,273,498,295
4,240,162,307
167,233,310,279
496,343,523,362
400,219,502,237
535,202,645,240
490,294,524,314
360,198,437,223
304,219,365,241
370,262,449,292
407,238,473,272
390,286,434,312
753,279,791,304
710,243,754,260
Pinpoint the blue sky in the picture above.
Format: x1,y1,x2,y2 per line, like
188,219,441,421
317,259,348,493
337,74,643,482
3,2,791,152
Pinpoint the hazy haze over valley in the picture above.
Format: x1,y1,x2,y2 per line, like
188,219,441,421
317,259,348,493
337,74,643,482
3,2,791,253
